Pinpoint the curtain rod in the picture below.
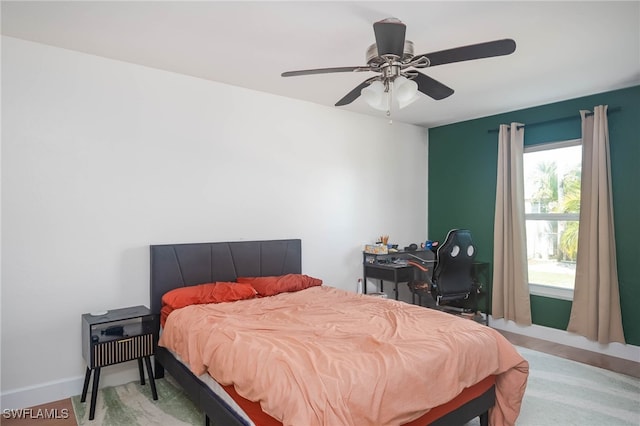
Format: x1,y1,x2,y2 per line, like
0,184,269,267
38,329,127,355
487,106,621,133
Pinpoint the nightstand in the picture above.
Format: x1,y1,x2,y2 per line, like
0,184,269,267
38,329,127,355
80,305,157,420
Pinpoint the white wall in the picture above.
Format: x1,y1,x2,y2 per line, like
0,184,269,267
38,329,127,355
1,36,428,408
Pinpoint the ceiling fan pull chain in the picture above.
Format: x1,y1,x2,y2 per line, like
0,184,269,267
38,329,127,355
387,81,394,124
386,80,393,118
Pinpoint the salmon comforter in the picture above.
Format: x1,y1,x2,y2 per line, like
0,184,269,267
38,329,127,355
159,286,528,426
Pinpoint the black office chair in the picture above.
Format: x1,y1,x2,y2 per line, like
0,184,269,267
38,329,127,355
407,229,480,313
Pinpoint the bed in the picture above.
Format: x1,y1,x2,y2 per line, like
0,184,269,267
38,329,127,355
150,239,528,426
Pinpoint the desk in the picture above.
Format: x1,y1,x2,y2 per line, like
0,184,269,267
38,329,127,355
363,250,435,300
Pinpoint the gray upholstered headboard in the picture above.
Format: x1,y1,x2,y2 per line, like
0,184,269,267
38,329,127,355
149,239,302,317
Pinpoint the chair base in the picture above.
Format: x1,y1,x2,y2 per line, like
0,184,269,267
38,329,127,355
410,289,487,325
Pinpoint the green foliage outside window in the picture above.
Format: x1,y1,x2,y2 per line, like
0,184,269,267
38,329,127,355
529,160,581,261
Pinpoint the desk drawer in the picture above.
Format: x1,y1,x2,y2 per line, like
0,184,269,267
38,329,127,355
365,265,415,282
92,334,153,368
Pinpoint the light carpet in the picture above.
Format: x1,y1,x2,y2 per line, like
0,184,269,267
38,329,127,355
72,375,202,426
514,346,639,426
72,346,640,426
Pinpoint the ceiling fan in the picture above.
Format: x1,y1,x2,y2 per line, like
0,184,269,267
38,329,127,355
281,18,516,113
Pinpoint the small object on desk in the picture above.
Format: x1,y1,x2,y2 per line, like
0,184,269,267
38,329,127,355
368,292,388,298
391,259,408,266
364,244,388,254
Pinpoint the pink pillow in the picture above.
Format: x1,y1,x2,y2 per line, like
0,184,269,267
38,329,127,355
237,274,322,297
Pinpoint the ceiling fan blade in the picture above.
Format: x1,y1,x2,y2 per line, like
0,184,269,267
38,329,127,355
335,80,373,106
282,66,369,77
373,18,406,57
412,72,454,100
417,39,516,67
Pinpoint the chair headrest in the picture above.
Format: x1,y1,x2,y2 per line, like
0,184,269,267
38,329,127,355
437,229,476,262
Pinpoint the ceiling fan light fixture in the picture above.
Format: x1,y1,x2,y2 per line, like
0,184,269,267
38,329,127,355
394,76,419,109
361,80,388,111
361,77,418,112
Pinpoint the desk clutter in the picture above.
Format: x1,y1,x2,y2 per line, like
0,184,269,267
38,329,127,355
364,233,440,256
364,254,408,266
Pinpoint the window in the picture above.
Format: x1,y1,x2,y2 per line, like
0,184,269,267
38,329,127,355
523,139,581,300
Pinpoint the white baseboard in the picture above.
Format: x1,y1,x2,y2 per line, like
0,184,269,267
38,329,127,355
0,365,139,410
489,316,640,362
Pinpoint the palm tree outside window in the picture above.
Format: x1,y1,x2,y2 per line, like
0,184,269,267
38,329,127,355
523,139,581,299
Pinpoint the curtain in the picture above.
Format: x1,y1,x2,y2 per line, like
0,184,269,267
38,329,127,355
492,123,532,325
567,105,625,344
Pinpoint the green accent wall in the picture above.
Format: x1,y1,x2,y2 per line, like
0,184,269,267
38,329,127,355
428,85,640,346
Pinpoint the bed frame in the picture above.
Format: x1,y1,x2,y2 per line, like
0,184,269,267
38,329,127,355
150,239,494,426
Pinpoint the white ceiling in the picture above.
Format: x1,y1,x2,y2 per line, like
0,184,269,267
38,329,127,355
2,1,639,128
